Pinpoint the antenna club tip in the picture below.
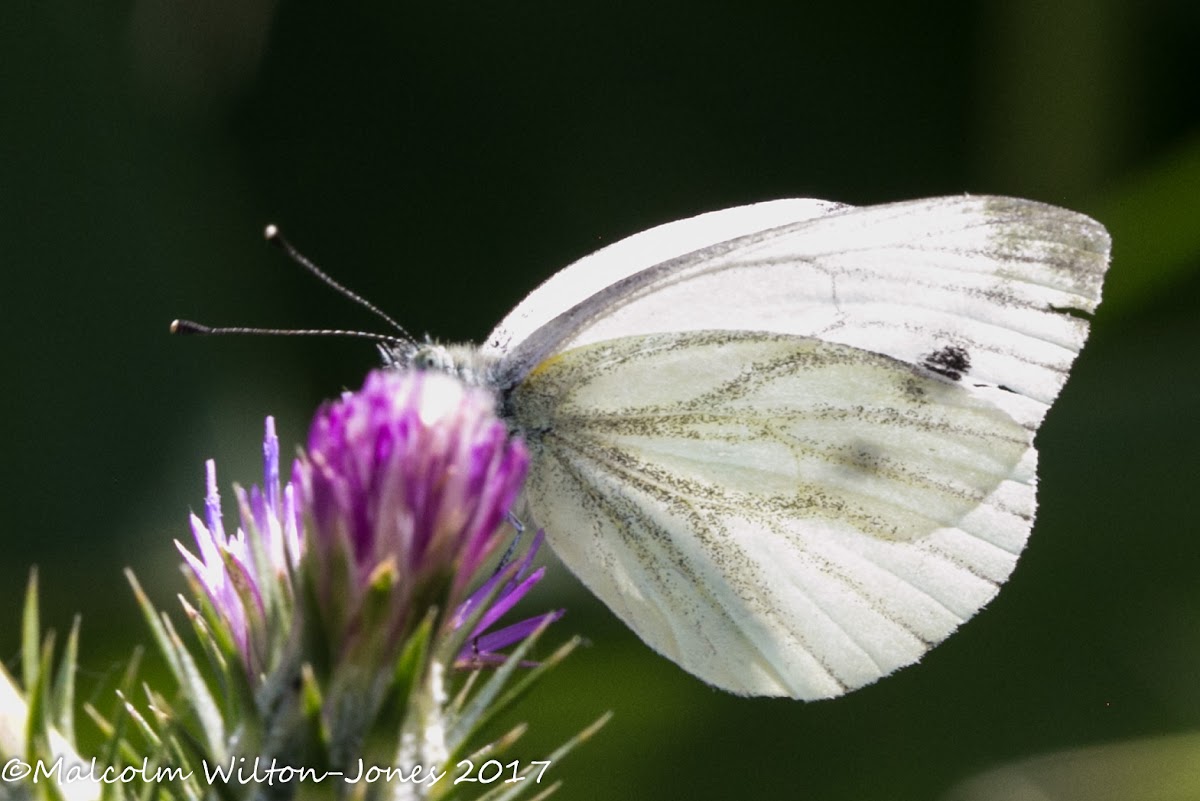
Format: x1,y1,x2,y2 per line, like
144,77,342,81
171,319,208,336
264,224,280,243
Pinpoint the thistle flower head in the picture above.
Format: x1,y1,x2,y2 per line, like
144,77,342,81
296,370,529,649
179,368,543,679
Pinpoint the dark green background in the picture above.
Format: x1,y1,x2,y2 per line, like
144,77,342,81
4,1,1199,799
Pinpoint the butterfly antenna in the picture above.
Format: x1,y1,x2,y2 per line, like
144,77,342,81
170,319,409,347
264,224,414,342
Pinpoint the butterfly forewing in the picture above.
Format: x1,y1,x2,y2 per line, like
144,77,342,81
490,196,1109,429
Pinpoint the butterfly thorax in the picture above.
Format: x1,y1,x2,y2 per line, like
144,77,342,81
382,340,501,389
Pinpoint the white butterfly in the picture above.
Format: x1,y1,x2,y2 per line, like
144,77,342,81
399,196,1109,698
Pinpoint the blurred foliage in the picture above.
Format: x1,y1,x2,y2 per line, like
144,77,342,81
2,0,1198,799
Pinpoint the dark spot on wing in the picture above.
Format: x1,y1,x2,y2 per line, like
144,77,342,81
923,345,971,381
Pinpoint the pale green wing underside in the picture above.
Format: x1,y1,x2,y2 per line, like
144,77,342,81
511,331,1035,699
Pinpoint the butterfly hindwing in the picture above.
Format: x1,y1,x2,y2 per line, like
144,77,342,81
511,330,1036,698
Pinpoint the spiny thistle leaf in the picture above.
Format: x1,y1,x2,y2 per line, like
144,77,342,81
22,570,41,697
50,617,80,744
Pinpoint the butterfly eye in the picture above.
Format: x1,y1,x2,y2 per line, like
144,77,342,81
412,347,448,371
